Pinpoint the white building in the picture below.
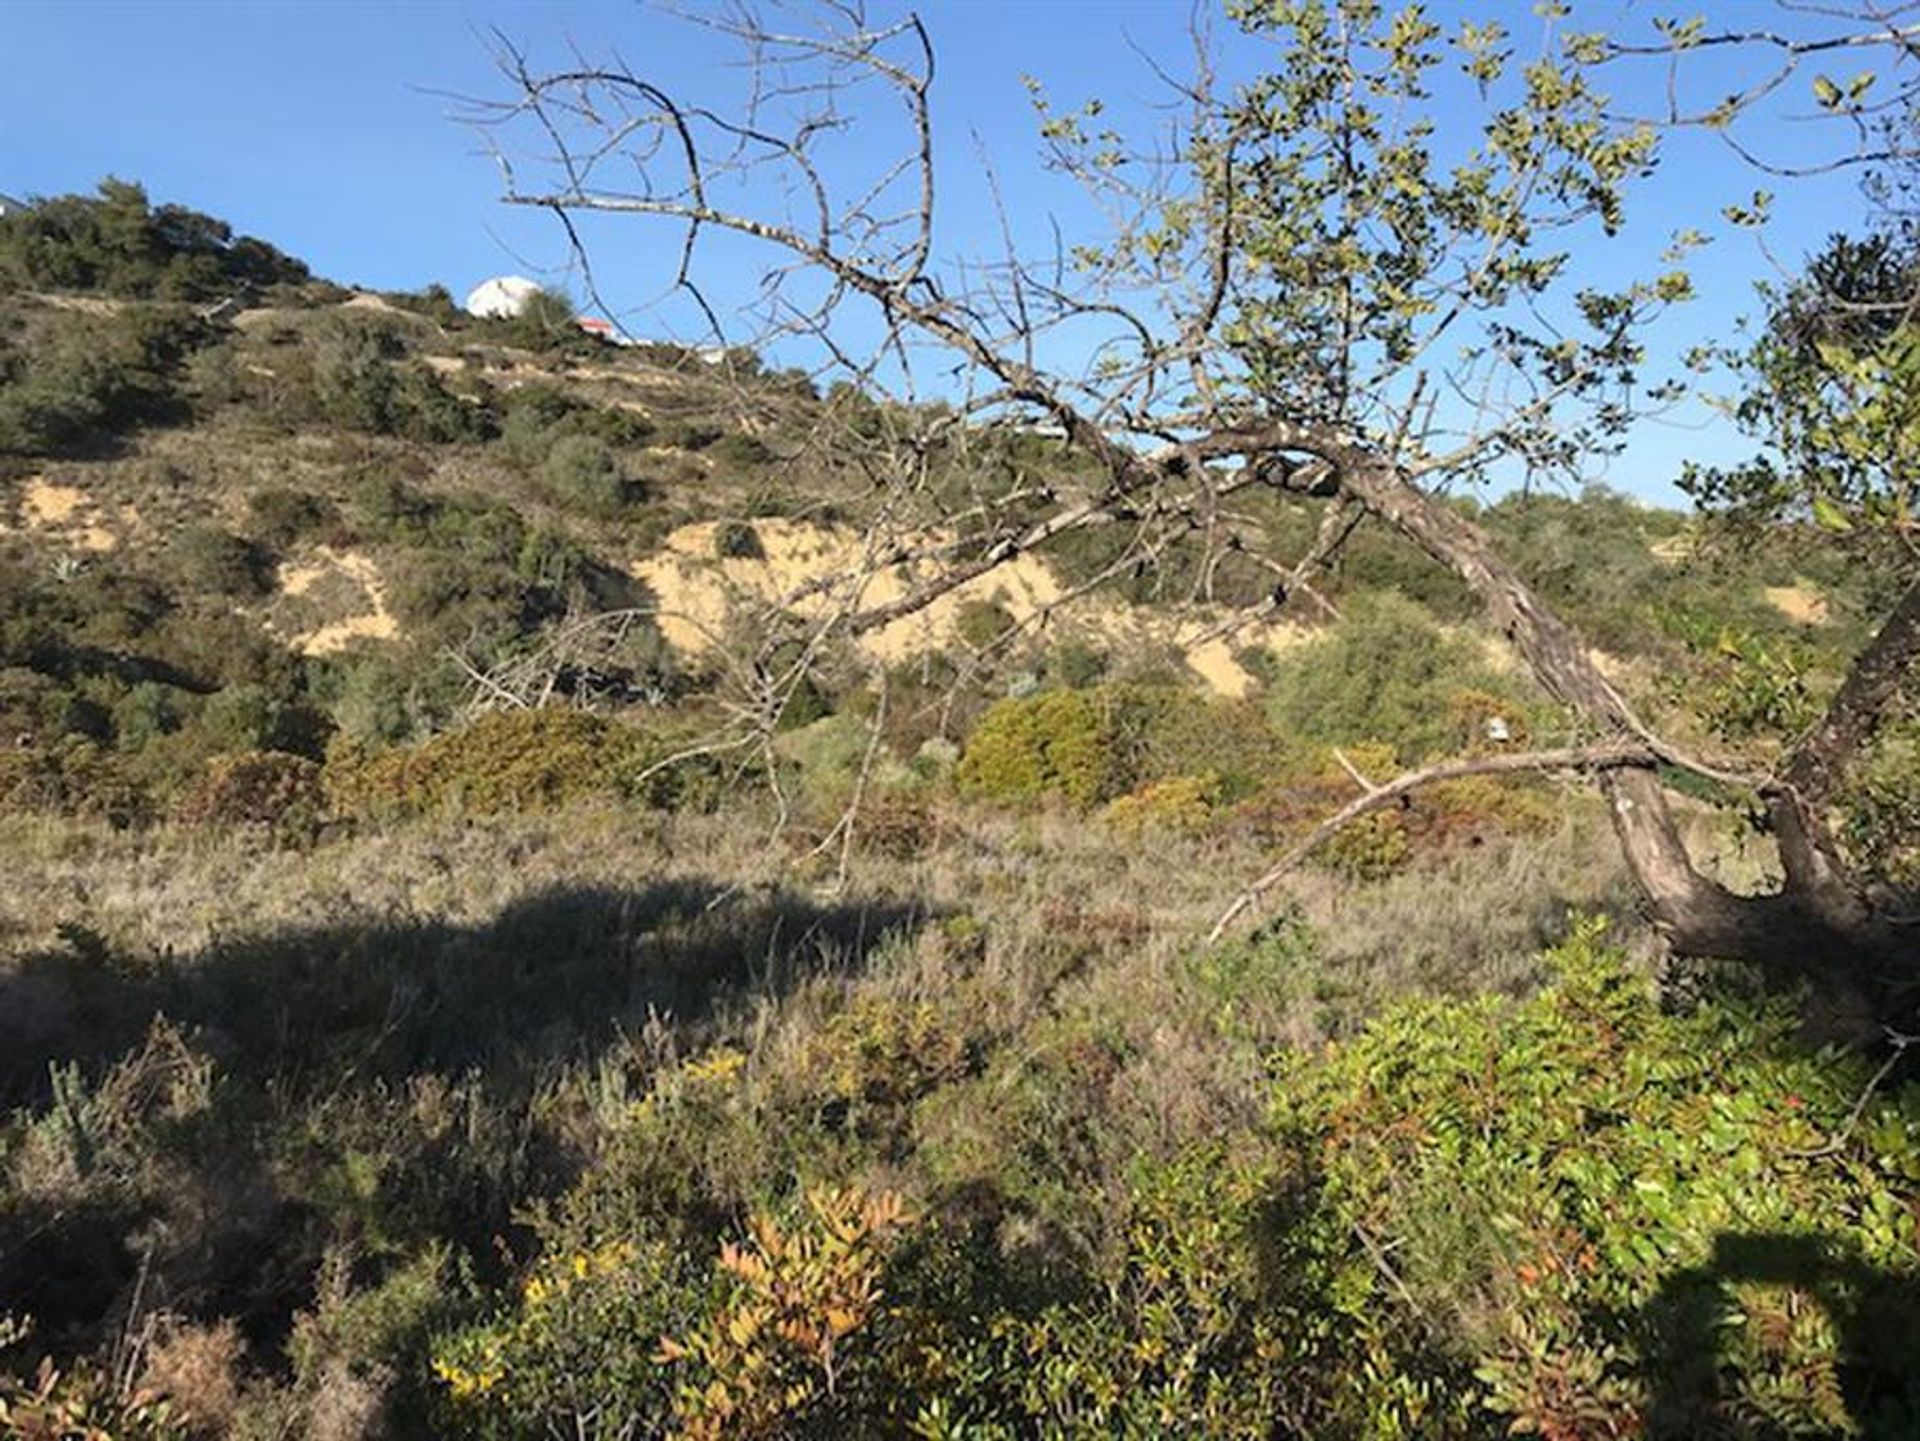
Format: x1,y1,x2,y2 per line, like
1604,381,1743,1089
463,274,543,320
0,194,26,220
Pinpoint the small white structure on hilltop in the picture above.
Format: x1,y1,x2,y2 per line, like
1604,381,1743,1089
463,274,543,320
0,193,26,220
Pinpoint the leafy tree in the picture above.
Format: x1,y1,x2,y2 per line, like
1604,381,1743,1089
479,2,1920,1027
1686,206,1920,923
0,178,307,299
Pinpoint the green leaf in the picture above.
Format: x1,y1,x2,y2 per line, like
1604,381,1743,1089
1810,496,1854,533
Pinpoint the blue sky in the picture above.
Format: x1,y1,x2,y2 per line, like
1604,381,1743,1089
1,1,1894,505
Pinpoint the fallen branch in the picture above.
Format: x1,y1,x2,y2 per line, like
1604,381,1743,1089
1207,741,1660,942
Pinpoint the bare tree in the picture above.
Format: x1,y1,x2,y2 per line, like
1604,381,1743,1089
468,1,1920,1031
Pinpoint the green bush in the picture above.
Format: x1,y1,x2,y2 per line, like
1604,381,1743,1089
536,433,629,516
497,384,652,472
709,431,771,468
323,706,726,822
309,321,489,443
955,689,1113,807
1267,591,1522,761
0,177,307,300
1049,639,1108,689
487,288,584,353
1260,916,1920,1436
660,417,724,452
712,519,764,560
1101,771,1222,837
954,599,1015,652
955,684,1291,811
168,525,273,598
0,736,151,822
0,304,212,455
247,485,340,547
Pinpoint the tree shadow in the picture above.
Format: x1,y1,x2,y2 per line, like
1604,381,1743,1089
1638,1231,1920,1438
1,879,933,1105
0,877,936,1342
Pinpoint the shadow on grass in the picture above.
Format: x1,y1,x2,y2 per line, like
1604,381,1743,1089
0,877,935,1342
1,879,932,1104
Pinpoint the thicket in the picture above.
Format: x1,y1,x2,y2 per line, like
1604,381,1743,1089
1266,591,1534,762
955,684,1288,809
323,706,729,822
0,302,215,456
0,179,308,300
416,920,1920,1438
302,319,492,444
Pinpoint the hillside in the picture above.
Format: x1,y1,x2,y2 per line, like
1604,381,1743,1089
3,183,1916,1439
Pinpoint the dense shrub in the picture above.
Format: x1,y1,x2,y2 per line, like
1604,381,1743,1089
1048,638,1108,688
346,476,639,656
0,178,307,300
1101,770,1222,836
0,1355,187,1438
0,737,151,823
536,433,629,516
1257,917,1920,1436
660,417,725,452
1841,719,1920,896
1267,591,1526,761
712,519,764,560
173,749,323,837
497,384,652,473
1227,742,1556,880
484,287,585,353
323,707,726,822
247,485,339,547
708,431,772,469
167,524,273,598
309,321,490,443
955,684,1289,810
954,689,1114,807
954,599,1015,652
0,304,212,455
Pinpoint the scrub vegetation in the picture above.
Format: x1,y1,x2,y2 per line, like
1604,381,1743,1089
3,3,1919,1431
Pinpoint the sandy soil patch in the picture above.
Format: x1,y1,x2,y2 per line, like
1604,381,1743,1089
23,479,86,525
267,546,399,655
1764,582,1829,626
231,307,293,332
16,478,119,552
634,518,1310,696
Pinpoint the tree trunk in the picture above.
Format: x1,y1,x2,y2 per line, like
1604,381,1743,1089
1333,452,1917,1033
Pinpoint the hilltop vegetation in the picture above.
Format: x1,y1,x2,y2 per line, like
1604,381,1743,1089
1,170,1916,1440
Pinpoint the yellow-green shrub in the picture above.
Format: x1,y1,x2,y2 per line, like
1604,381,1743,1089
0,738,151,823
786,995,976,1120
955,684,1290,810
1105,686,1288,799
0,1355,186,1439
323,707,725,822
656,1186,911,1440
1102,771,1222,837
954,689,1113,807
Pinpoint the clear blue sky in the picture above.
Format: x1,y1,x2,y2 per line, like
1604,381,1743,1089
0,1,1892,504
